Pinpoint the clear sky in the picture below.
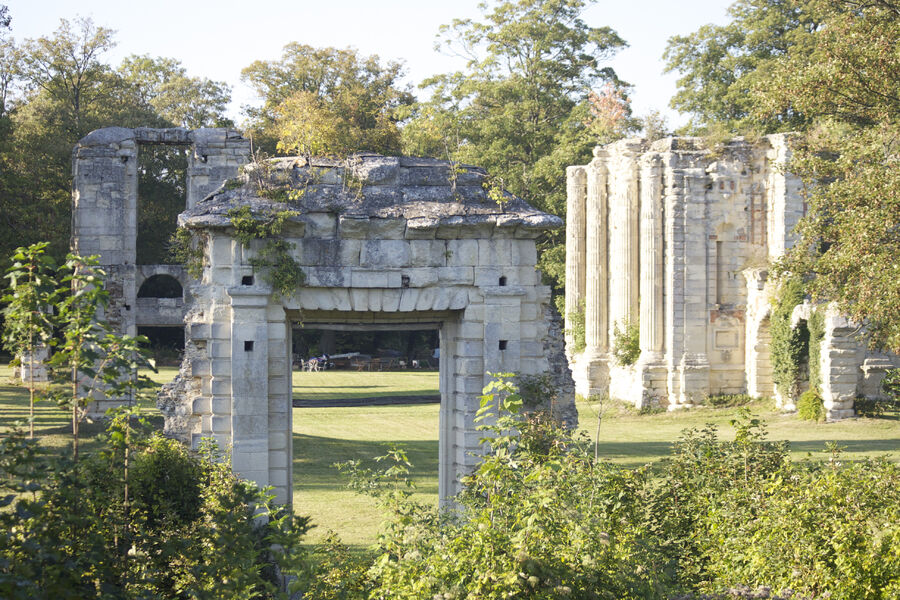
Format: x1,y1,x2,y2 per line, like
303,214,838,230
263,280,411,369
5,0,732,128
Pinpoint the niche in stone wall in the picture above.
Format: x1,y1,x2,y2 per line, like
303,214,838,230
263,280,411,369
136,145,189,265
137,274,183,299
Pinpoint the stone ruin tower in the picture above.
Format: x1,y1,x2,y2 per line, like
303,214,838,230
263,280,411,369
72,128,576,504
71,127,250,413
564,136,898,419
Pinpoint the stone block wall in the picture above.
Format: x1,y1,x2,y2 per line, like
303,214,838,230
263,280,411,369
72,127,250,414
164,155,572,503
565,136,895,417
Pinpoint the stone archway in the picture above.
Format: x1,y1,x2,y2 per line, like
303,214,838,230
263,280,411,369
160,154,575,505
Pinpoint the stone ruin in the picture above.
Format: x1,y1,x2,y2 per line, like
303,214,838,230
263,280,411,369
71,127,576,504
564,135,899,419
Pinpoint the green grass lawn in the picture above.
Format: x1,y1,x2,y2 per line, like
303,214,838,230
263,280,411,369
292,369,439,401
3,363,899,548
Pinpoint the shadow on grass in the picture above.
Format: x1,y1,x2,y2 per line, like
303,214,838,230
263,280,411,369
789,438,900,455
293,433,439,495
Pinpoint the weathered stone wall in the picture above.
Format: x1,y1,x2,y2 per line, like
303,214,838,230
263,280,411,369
71,127,250,413
566,136,895,418
165,155,572,503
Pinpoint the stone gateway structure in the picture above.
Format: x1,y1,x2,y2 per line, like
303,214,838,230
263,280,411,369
564,136,898,419
73,127,575,505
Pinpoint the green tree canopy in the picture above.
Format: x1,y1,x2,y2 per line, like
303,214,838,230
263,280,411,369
0,17,233,264
401,0,626,295
669,0,900,350
241,44,414,156
663,0,821,134
762,0,900,351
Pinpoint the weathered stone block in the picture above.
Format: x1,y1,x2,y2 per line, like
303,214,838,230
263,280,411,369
360,240,411,268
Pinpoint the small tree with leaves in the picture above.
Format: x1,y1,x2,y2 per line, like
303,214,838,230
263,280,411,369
2,243,57,438
46,254,136,460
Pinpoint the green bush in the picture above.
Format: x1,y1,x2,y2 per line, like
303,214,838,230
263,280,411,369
706,393,757,408
0,417,310,599
323,377,900,599
612,320,640,366
770,277,809,400
566,300,586,353
798,388,825,421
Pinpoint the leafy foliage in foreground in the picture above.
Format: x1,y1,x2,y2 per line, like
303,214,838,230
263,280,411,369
313,378,900,599
0,417,310,599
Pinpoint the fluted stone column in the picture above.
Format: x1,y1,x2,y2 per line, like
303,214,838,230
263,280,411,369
564,166,587,355
607,142,641,341
580,149,609,397
638,154,664,357
636,153,666,406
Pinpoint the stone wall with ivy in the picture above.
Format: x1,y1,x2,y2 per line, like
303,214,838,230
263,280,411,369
165,154,571,503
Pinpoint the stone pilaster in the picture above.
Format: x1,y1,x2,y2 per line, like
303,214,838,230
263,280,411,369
820,305,863,420
564,166,587,355
579,148,609,397
765,134,804,260
228,287,271,490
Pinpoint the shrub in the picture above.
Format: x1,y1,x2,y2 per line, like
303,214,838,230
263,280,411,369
611,320,640,366
326,378,900,599
706,394,757,408
797,388,825,421
566,300,586,353
770,277,809,400
0,418,310,599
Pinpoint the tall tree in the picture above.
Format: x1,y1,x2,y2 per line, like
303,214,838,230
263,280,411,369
241,44,414,156
118,54,232,129
760,0,900,351
18,17,116,138
0,18,233,264
669,0,900,350
402,0,626,293
663,0,821,134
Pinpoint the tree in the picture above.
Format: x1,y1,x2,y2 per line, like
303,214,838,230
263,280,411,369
663,0,821,134
759,0,900,351
241,44,414,156
2,243,56,438
401,0,626,294
0,18,233,264
18,17,116,138
118,54,232,129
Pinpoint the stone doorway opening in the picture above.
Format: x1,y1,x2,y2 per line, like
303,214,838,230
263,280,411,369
289,310,458,499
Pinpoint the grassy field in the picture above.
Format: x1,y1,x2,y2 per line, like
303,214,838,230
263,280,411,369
292,370,438,401
2,364,899,547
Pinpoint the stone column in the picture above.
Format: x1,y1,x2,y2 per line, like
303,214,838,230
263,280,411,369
636,153,666,406
765,133,804,261
820,305,863,420
607,142,641,340
580,149,609,397
564,166,587,355
638,154,664,357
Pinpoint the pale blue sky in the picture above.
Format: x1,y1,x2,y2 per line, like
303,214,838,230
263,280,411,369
6,0,732,128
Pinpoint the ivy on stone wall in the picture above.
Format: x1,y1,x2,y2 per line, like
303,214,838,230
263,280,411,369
168,228,206,279
770,277,809,400
807,307,825,391
227,206,305,300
